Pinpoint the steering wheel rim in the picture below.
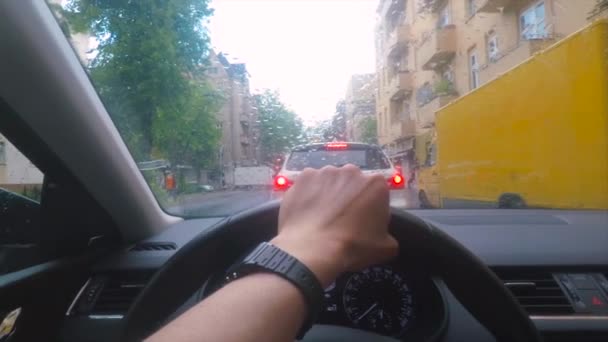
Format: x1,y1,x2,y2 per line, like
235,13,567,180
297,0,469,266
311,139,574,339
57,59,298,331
121,201,541,342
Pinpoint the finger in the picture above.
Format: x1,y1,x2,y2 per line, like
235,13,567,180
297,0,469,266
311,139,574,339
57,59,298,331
341,163,361,174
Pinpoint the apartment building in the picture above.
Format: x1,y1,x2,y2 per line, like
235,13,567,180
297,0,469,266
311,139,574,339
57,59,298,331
375,0,597,172
207,52,261,187
344,74,377,141
375,0,418,171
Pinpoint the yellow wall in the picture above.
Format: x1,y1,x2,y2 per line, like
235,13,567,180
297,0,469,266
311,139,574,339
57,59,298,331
435,21,608,209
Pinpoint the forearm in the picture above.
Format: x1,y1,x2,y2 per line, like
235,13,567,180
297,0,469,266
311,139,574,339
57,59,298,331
147,273,307,342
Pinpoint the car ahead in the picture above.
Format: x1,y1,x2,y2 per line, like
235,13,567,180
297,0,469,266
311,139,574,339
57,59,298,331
273,142,405,193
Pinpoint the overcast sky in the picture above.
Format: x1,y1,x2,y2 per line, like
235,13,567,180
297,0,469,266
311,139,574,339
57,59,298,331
208,0,378,125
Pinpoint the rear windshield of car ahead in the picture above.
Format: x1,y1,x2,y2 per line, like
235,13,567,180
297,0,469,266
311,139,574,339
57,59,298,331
285,147,391,171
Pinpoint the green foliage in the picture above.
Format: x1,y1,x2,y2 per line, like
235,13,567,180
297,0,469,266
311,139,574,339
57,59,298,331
434,78,456,96
303,101,347,143
358,117,378,145
304,120,332,143
142,171,171,207
57,0,220,166
152,85,222,169
180,183,202,195
254,90,305,162
20,186,42,203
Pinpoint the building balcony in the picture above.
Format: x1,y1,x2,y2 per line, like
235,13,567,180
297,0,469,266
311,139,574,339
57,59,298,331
418,25,457,71
386,25,411,58
480,37,555,84
387,71,413,101
410,0,445,13
390,118,416,141
477,0,514,13
417,94,456,129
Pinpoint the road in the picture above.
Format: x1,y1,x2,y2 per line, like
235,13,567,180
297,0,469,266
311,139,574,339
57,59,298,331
172,189,273,217
171,188,420,217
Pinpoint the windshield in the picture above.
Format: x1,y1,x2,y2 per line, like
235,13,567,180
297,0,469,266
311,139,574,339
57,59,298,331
48,0,608,216
286,148,391,171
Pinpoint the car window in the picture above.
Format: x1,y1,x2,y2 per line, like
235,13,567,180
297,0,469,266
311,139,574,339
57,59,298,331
0,134,44,275
0,135,43,202
286,149,391,171
48,1,608,215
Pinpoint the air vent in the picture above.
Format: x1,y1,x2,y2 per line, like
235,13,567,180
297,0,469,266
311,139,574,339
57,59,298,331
493,269,574,315
129,242,176,252
89,275,147,316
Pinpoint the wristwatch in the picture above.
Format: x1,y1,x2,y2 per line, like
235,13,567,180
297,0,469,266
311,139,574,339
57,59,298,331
224,242,324,340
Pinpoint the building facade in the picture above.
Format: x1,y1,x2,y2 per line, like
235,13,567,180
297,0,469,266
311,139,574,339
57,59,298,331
207,52,261,187
0,134,44,193
344,74,377,142
375,0,597,173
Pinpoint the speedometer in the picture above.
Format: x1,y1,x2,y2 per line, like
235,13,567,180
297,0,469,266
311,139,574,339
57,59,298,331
342,266,414,337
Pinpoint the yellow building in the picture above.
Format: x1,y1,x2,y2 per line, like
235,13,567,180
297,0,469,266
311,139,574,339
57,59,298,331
375,0,597,172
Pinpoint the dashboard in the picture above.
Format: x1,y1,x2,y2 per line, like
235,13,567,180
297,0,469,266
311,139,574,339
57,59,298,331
205,263,448,340
61,209,608,342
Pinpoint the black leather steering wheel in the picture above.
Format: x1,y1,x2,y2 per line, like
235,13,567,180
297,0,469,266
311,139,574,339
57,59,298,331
121,201,541,342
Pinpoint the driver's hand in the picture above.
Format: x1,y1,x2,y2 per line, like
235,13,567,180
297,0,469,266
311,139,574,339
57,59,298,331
271,164,398,287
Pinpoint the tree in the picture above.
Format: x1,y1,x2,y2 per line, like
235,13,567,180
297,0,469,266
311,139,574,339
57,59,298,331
325,101,347,141
56,0,220,168
358,117,378,145
589,0,608,18
254,90,305,162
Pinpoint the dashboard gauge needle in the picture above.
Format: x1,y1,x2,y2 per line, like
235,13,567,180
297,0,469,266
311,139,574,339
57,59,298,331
355,302,378,323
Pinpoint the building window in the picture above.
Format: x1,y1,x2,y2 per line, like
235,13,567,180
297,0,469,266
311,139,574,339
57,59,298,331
416,82,435,107
487,33,499,62
438,3,451,28
401,101,410,120
520,2,547,40
466,0,476,17
469,49,480,90
0,141,5,164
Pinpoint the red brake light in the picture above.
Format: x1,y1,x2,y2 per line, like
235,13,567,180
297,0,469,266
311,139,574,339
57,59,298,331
325,142,349,150
274,175,289,190
276,176,287,186
390,173,405,189
393,174,403,185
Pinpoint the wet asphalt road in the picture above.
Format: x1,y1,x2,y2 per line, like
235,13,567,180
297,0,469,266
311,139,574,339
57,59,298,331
171,188,420,217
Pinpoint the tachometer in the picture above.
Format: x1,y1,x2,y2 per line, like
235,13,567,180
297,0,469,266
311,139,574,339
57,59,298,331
342,266,414,337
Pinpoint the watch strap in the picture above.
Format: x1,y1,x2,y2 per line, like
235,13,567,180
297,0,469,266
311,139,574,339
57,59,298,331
225,242,324,340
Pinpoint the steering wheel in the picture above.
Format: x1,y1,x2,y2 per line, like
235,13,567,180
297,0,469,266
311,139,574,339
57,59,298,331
121,201,541,342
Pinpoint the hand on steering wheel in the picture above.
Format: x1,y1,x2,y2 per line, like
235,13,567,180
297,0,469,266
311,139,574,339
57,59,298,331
271,165,398,287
